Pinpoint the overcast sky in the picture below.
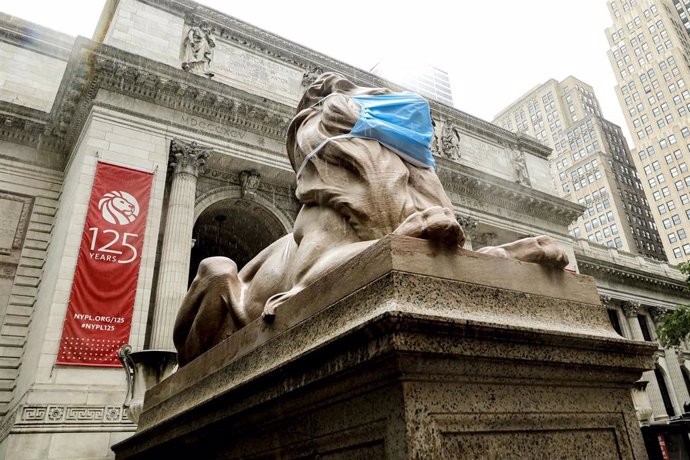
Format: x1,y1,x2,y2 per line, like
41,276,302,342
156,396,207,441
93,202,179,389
0,0,628,139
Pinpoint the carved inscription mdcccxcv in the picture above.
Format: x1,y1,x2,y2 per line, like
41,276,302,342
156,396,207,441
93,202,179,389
179,115,247,139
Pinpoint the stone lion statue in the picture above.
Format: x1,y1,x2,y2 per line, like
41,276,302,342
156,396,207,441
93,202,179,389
173,73,568,366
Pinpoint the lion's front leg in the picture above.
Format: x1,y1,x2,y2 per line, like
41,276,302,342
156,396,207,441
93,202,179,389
477,235,569,269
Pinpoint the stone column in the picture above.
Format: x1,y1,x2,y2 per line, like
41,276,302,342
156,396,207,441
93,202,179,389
150,139,211,350
649,306,690,409
621,300,644,341
622,301,671,419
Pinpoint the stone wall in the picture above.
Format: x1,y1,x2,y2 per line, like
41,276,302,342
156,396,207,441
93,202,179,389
0,153,62,414
0,43,67,112
17,107,169,397
103,0,184,68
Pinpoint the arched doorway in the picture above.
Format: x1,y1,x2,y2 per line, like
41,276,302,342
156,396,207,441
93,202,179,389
655,365,676,417
189,198,288,286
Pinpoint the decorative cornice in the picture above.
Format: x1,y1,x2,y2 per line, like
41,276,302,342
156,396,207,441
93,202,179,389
0,101,63,152
46,38,295,156
438,161,583,227
576,253,687,294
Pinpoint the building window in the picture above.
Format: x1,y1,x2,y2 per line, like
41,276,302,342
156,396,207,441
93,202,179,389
638,314,653,341
608,309,623,336
654,366,676,417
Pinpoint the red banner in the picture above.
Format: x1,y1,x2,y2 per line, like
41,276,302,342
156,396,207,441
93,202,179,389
57,162,153,366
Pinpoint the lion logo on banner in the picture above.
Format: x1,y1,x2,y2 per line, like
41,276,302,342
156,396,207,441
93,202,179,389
98,191,140,225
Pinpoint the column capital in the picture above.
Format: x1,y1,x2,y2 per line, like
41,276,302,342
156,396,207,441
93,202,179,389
648,306,668,324
599,294,612,308
454,213,478,236
621,300,641,318
169,139,211,177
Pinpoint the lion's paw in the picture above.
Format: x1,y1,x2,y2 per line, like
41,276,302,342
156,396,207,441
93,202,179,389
393,206,464,246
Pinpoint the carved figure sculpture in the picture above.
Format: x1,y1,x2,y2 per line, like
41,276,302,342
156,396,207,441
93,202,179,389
173,73,568,366
512,148,531,186
430,119,440,154
441,121,461,160
239,170,261,198
181,25,215,77
301,66,323,87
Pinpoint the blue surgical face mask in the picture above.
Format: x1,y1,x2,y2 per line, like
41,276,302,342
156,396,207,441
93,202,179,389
296,92,435,177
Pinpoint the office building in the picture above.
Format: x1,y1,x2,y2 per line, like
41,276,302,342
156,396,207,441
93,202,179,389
606,0,690,262
494,77,666,260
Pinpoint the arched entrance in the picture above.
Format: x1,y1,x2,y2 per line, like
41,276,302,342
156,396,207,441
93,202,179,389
654,365,677,417
189,198,289,286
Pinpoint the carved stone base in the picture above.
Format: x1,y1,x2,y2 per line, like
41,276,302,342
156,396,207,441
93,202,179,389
113,236,655,459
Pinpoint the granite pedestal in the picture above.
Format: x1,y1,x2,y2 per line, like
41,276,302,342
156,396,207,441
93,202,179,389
113,235,656,459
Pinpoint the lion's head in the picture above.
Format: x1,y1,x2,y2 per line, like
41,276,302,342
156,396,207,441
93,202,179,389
98,191,139,225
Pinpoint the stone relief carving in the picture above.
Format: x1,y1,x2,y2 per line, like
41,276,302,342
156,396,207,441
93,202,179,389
0,263,16,279
301,66,323,87
173,73,570,367
430,119,440,155
511,148,531,187
169,139,212,177
17,405,131,425
182,24,216,78
0,192,33,255
239,170,261,198
441,120,461,160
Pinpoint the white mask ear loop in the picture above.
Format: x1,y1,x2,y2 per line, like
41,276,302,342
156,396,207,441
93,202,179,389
296,134,354,178
295,93,351,179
